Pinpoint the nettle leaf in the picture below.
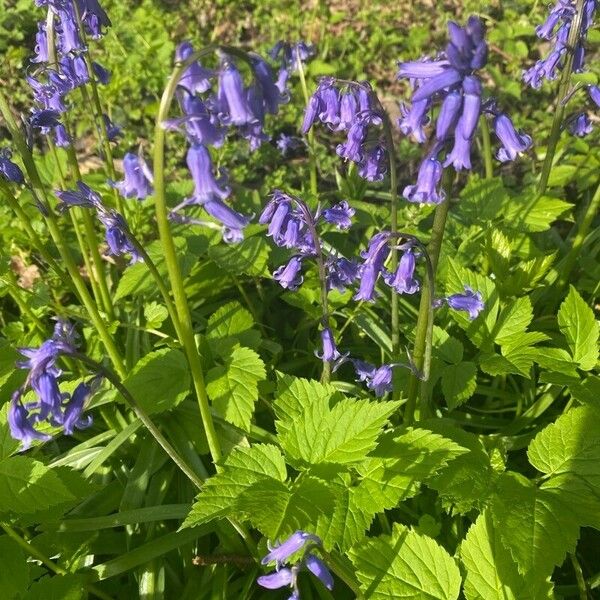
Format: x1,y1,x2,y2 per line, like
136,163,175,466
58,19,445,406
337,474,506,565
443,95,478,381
490,472,579,579
123,349,190,415
0,457,84,516
208,235,271,277
432,327,464,365
493,296,533,346
280,396,399,466
460,511,554,600
22,574,86,600
557,286,599,371
423,420,497,513
441,362,477,409
0,535,30,598
504,194,572,232
206,346,266,431
444,258,499,351
273,374,337,436
205,301,260,358
241,475,333,538
182,444,286,529
349,523,461,600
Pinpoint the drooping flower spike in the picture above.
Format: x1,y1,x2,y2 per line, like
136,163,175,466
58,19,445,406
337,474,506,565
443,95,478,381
397,15,532,203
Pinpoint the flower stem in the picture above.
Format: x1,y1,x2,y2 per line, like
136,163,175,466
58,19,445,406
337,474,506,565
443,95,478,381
296,57,318,196
0,91,126,379
537,0,586,196
480,118,494,179
0,523,114,600
153,55,222,464
404,194,450,424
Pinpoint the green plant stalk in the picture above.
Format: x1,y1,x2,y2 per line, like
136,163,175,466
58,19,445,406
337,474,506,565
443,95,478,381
557,178,600,287
64,142,115,320
0,523,114,600
296,57,318,196
0,91,126,379
570,552,588,600
537,0,586,196
153,55,222,464
480,118,494,180
404,195,451,424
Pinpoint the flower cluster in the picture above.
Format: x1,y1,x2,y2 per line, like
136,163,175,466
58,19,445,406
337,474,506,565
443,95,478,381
524,0,597,90
56,181,141,262
163,43,292,241
8,320,94,449
27,0,115,147
397,16,532,204
257,530,333,599
302,79,389,181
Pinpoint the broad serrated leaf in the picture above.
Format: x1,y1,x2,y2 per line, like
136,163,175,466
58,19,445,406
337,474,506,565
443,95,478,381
241,476,333,538
206,346,266,431
208,235,270,277
181,444,286,528
0,536,30,599
280,397,399,466
349,523,461,600
528,405,600,488
122,349,190,415
22,574,86,600
557,286,599,371
460,511,554,600
205,301,260,358
505,195,572,232
490,472,579,578
273,375,337,436
494,297,533,346
432,327,463,365
441,362,477,409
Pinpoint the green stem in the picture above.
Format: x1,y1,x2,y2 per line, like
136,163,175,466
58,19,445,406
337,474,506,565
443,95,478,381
153,54,222,464
0,523,114,600
537,0,586,196
296,56,318,196
570,552,588,600
404,195,450,424
0,91,126,379
480,118,494,180
557,178,600,287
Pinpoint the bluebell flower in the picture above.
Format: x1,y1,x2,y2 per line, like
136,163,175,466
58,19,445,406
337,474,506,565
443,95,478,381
29,108,62,131
57,5,83,54
103,114,122,141
176,41,213,95
493,114,532,162
63,381,94,435
352,360,394,397
326,256,359,292
567,112,593,137
354,232,391,302
257,568,295,590
322,200,355,230
269,41,316,72
276,133,303,156
115,153,153,200
305,555,334,591
316,327,347,364
59,55,89,89
403,157,445,204
78,0,111,38
262,531,321,567
251,54,287,114
438,285,485,319
8,391,52,450
383,247,420,294
92,61,110,85
0,149,24,184
182,143,231,206
273,256,304,290
588,84,600,107
216,61,257,126
202,198,251,243
358,145,388,182
32,21,48,63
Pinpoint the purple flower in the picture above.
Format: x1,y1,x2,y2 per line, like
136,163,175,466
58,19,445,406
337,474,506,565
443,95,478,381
57,5,83,54
316,327,344,363
273,256,303,290
8,392,52,450
257,568,294,590
78,0,111,38
276,133,302,156
435,91,462,141
32,21,48,63
270,41,316,71
338,91,358,131
384,248,420,294
588,84,600,108
493,114,532,162
444,285,484,319
176,41,213,94
103,114,122,141
262,531,321,567
354,233,391,302
56,181,102,210
368,365,393,396
336,118,368,162
99,211,141,263
54,123,71,147
203,198,250,242
0,150,24,184
115,153,153,200
326,256,359,292
63,381,94,435
322,201,355,230
92,62,110,85
251,55,286,114
403,157,445,205
217,61,257,126
358,145,388,182
30,109,62,131
185,143,231,205
444,117,473,171
166,92,225,147
305,555,334,591
567,113,593,137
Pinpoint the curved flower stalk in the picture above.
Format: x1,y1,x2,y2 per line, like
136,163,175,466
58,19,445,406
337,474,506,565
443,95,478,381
258,531,333,599
397,15,532,202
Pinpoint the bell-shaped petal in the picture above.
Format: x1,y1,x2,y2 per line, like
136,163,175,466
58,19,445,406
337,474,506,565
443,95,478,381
257,568,294,590
217,62,257,126
493,113,532,162
115,153,153,200
176,41,213,94
186,144,230,203
403,157,445,204
305,554,334,591
411,68,462,103
322,201,355,230
384,249,420,294
262,531,321,566
435,91,462,141
273,257,304,290
445,285,484,319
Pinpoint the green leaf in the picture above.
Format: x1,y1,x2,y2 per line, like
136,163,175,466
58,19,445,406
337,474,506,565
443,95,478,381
205,301,260,358
0,404,19,459
280,397,399,466
206,346,266,431
143,302,168,328
208,235,271,277
0,536,30,599
557,286,599,371
504,195,572,232
349,523,461,600
460,511,554,600
22,575,86,600
490,472,579,578
182,444,286,529
493,297,533,346
123,349,190,415
441,362,477,410
0,457,79,516
432,327,463,365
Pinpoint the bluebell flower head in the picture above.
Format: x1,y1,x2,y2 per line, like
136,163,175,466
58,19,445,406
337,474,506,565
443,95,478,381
251,54,287,114
62,381,94,435
316,327,349,367
176,41,213,95
186,143,231,204
57,5,83,54
326,256,360,292
32,21,48,63
269,41,316,71
588,85,600,107
103,114,122,141
358,145,388,181
78,0,111,38
257,568,295,590
261,531,321,567
567,112,593,137
403,157,445,205
115,153,154,200
322,200,355,230
0,149,24,184
444,285,484,319
368,365,394,396
56,180,102,211
273,256,304,290
217,60,257,126
304,554,334,591
99,211,142,263
493,113,532,162
354,232,391,302
383,247,420,294
8,391,52,450
203,198,250,243
29,109,62,131
92,61,110,85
